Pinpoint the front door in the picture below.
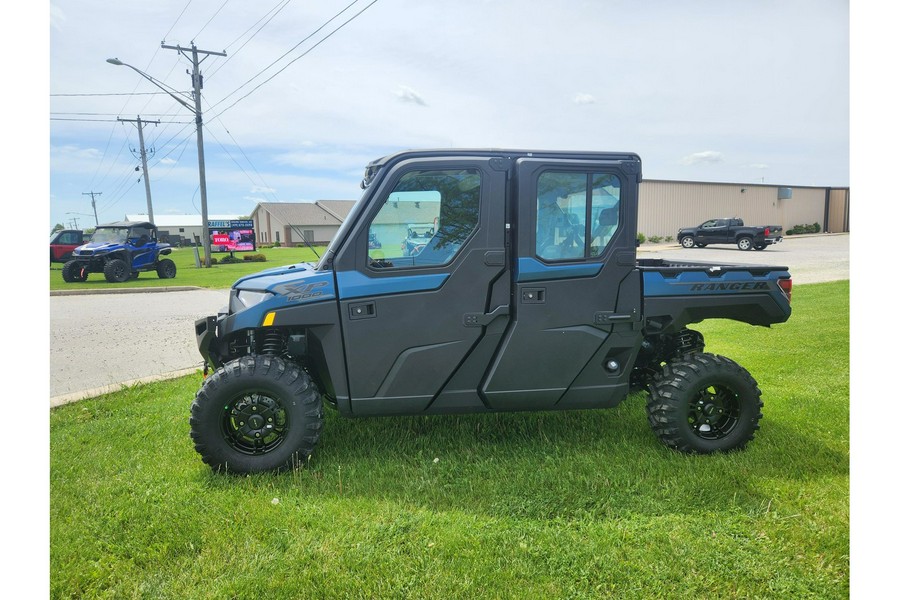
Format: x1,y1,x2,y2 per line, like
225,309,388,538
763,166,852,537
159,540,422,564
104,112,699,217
480,158,643,410
334,157,509,415
696,219,728,245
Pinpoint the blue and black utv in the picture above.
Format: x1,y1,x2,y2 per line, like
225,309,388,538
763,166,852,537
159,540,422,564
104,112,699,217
62,221,176,283
190,149,794,474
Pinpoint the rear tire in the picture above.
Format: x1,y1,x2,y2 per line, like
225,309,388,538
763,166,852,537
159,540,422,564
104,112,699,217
737,237,753,251
157,258,177,279
646,353,762,453
104,258,130,283
190,356,324,473
754,243,767,250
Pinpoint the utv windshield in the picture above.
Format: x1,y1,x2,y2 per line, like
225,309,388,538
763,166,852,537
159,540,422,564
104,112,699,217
90,227,129,244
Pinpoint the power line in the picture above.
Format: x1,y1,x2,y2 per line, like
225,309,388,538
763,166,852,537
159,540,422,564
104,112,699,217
163,0,195,42
209,0,379,118
50,117,191,124
205,0,294,81
51,91,191,97
194,0,231,41
52,112,184,117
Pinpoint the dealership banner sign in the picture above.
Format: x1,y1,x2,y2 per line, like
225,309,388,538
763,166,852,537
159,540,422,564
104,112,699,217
208,220,256,253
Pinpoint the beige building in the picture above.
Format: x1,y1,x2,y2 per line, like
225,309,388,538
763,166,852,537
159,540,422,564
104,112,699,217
638,180,849,239
251,201,357,246
251,179,849,247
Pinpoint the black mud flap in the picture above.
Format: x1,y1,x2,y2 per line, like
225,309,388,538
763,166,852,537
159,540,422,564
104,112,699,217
195,316,219,370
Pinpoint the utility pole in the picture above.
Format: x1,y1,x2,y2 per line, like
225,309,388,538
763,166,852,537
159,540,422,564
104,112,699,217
82,191,101,226
118,116,160,223
161,42,226,267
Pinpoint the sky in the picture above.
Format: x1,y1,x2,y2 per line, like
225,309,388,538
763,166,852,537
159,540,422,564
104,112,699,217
44,0,852,232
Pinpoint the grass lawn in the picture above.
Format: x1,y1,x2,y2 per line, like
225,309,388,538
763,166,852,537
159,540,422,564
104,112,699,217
49,246,323,291
49,281,849,599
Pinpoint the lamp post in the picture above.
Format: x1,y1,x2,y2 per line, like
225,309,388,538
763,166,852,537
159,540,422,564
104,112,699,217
106,56,216,267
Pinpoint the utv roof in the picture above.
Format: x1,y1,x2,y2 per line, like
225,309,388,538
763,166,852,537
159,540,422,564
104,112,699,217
97,221,156,229
361,148,642,188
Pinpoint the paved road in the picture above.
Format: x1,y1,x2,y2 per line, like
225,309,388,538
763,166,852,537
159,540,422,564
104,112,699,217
49,234,848,406
50,288,229,404
640,233,849,285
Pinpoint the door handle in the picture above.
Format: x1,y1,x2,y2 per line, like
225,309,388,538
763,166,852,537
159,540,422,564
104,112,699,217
348,301,376,320
463,305,509,327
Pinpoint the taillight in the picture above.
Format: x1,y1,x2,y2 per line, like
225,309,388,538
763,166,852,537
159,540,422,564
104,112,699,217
777,278,793,303
764,227,770,236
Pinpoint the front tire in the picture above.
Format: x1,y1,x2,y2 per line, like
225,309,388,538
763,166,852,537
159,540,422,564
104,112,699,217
646,353,762,453
62,260,87,282
190,356,323,473
104,258,130,282
680,236,696,249
157,258,177,279
737,237,753,251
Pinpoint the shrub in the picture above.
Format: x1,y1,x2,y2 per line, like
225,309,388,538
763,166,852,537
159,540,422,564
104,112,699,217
665,236,674,242
220,255,239,264
637,233,647,245
786,222,822,235
243,253,267,262
648,235,663,244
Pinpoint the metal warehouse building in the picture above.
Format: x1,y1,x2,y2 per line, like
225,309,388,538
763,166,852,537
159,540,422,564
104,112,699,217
638,180,849,239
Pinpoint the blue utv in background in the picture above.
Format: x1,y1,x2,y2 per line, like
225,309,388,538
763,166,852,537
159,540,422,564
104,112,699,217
62,221,177,283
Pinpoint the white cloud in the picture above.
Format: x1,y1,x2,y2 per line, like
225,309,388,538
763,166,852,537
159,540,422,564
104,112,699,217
743,163,770,169
394,85,428,106
574,93,596,105
679,151,724,165
159,158,177,165
250,185,276,194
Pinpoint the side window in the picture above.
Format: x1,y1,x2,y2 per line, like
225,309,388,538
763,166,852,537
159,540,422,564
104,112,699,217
701,220,717,229
536,171,620,261
130,226,154,245
368,169,481,269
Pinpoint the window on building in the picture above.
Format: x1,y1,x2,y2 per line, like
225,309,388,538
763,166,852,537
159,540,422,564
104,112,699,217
536,171,620,261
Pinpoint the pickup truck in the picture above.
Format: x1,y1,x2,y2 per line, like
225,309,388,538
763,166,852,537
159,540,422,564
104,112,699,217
190,149,793,474
50,229,87,263
677,218,783,251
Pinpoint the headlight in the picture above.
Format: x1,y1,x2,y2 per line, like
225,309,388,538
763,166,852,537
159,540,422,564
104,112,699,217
231,290,273,313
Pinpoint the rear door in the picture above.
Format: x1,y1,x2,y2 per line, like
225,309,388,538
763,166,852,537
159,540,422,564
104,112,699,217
480,158,643,410
333,156,509,415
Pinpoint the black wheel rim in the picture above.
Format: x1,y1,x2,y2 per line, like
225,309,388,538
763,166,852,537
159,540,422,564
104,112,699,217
687,384,740,440
221,393,289,455
112,263,126,279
